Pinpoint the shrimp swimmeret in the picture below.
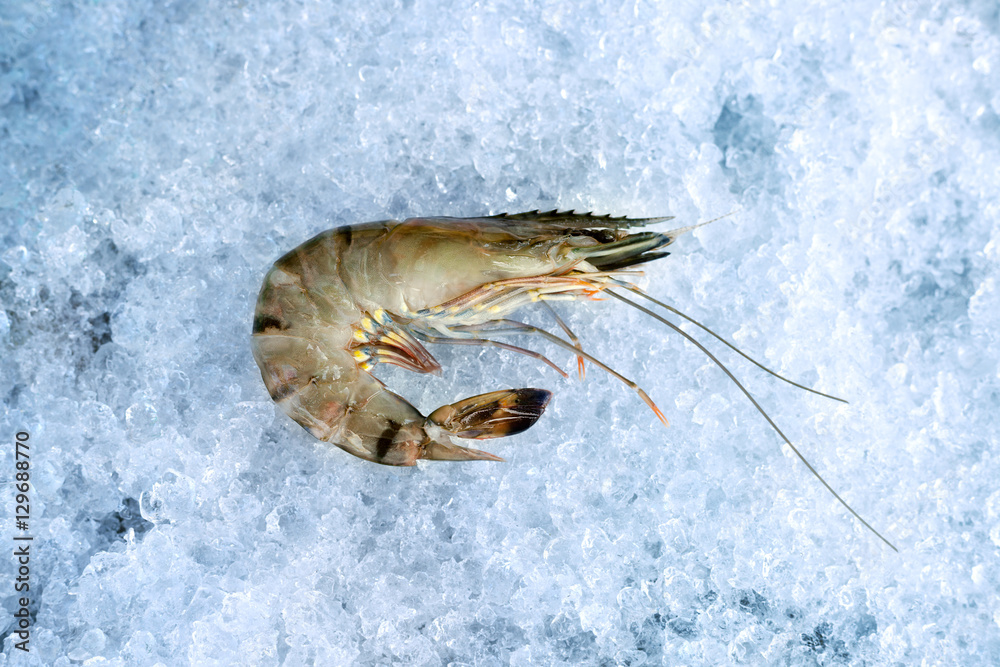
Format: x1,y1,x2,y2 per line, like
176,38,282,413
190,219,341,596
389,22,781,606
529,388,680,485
251,210,896,551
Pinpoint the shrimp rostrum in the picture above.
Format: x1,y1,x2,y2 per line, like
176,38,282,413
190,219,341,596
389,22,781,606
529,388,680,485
252,211,896,551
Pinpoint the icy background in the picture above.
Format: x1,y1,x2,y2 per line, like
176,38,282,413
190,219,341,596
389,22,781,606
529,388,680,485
2,0,999,664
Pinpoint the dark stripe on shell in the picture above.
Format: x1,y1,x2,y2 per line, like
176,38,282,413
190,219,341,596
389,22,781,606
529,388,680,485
375,419,402,461
270,382,297,402
253,314,287,334
337,224,352,246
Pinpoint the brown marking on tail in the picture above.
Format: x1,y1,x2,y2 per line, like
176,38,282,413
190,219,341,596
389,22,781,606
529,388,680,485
427,389,552,440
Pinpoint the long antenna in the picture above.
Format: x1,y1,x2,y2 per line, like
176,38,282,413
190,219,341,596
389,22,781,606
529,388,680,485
616,284,847,403
661,209,740,241
606,289,898,552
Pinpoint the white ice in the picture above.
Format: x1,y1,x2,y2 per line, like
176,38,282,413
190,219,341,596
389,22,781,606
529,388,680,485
2,0,999,664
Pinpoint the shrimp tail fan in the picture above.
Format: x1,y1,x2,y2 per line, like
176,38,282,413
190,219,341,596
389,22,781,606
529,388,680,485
427,388,552,439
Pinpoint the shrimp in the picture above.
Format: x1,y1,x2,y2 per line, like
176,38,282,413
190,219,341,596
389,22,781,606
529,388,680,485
251,211,896,551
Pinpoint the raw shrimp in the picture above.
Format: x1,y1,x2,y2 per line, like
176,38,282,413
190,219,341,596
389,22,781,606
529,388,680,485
251,211,896,551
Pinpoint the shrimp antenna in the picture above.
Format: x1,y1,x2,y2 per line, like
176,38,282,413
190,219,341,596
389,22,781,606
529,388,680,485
614,284,847,403
606,289,898,553
663,209,741,240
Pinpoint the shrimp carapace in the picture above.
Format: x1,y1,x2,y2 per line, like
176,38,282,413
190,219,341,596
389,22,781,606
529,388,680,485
252,210,896,551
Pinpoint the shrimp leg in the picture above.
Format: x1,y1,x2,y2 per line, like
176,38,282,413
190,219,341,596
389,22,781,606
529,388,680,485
446,320,669,427
414,333,569,378
542,302,587,380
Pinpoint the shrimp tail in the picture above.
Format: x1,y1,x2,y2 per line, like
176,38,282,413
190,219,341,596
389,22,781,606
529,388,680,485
421,388,552,462
420,440,506,462
427,388,552,439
